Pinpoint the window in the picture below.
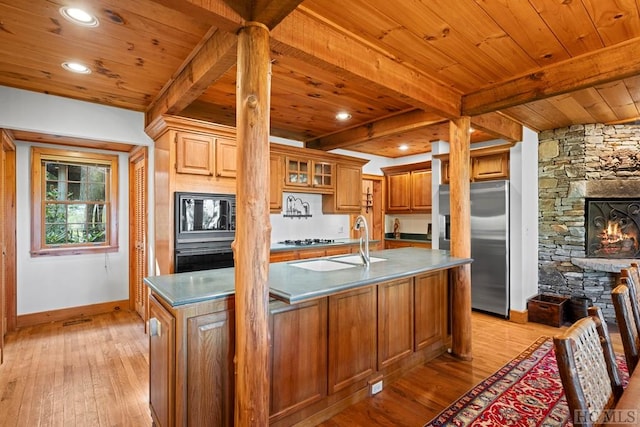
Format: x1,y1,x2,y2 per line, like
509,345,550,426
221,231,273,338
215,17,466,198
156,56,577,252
31,147,119,256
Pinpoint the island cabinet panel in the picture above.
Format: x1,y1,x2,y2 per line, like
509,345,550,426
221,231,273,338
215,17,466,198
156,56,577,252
378,278,414,370
328,287,377,394
269,299,328,422
414,270,448,351
187,310,235,426
149,296,176,427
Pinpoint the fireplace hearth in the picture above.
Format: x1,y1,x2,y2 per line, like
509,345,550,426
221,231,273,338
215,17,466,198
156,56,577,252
585,198,640,258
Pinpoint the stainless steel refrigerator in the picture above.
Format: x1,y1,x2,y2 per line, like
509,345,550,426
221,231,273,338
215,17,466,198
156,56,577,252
439,180,509,317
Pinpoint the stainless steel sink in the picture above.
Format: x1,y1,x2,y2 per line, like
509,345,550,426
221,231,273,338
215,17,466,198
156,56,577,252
329,255,387,265
289,259,357,272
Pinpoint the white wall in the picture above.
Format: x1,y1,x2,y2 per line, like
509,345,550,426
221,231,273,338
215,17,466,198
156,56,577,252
16,143,130,314
509,128,539,311
0,87,152,146
2,87,153,315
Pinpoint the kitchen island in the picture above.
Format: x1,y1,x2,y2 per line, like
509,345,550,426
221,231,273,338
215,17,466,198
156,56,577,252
144,247,472,426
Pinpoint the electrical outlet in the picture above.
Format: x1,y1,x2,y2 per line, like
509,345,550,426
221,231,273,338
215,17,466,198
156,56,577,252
338,226,344,234
370,380,383,395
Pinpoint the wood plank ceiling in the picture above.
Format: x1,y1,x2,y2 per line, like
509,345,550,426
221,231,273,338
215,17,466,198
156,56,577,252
1,0,639,157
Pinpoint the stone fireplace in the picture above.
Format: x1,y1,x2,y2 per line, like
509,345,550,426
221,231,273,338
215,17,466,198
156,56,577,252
538,124,640,321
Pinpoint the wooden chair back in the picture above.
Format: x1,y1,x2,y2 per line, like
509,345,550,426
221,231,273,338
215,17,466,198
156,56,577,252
620,265,640,336
554,316,621,426
611,284,640,375
587,306,624,396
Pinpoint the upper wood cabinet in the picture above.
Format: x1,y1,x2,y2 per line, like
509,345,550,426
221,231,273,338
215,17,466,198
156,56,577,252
436,143,514,184
411,169,432,211
271,143,368,214
322,162,363,213
382,161,432,213
270,153,284,213
284,156,334,192
175,132,215,176
385,172,410,211
215,138,237,178
175,132,237,178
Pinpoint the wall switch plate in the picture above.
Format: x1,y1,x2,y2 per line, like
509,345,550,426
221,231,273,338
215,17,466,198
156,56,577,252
370,380,383,395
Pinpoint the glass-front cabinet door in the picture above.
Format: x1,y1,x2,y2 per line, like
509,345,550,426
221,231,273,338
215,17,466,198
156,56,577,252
285,157,310,187
285,157,334,190
313,161,333,189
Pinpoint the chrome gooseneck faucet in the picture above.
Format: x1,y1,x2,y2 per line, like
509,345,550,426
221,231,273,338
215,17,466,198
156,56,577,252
353,215,370,268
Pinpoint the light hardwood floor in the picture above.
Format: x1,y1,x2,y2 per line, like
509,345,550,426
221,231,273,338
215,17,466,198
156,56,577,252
0,309,622,426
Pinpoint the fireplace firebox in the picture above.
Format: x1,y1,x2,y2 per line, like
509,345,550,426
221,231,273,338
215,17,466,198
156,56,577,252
585,198,640,258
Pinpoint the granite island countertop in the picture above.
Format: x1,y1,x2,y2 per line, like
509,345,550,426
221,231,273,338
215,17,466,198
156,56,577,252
144,247,472,307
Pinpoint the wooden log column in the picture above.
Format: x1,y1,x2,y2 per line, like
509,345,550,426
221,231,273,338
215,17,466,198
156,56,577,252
234,22,272,426
449,117,473,361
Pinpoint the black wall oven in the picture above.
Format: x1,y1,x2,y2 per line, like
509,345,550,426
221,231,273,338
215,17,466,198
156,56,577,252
174,192,236,272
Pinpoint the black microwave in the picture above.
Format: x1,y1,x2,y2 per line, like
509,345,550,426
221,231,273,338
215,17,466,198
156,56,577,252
175,192,236,245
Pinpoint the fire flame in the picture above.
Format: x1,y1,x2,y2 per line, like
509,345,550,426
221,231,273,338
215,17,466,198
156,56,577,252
602,221,632,244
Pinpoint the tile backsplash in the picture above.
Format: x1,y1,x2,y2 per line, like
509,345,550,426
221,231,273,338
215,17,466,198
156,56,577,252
270,193,350,243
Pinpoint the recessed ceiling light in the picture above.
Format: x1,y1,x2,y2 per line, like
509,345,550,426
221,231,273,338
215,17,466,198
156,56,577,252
59,7,99,27
336,111,352,121
399,144,409,151
62,62,91,74
469,127,476,133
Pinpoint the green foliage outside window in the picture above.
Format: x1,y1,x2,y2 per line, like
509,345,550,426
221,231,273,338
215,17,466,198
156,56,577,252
43,162,108,245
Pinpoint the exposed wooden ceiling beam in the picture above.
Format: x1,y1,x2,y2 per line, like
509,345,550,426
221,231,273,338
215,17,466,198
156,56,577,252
271,9,462,119
150,0,243,32
305,109,444,151
463,37,640,116
145,28,238,126
470,112,522,142
222,0,305,28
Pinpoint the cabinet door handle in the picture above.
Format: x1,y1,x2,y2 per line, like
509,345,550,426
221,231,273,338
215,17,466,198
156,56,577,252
149,317,162,337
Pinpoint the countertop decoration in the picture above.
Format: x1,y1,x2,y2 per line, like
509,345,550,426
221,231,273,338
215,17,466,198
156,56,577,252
394,218,400,239
283,195,311,218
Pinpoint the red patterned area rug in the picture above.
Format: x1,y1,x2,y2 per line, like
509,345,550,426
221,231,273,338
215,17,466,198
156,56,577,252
424,336,628,427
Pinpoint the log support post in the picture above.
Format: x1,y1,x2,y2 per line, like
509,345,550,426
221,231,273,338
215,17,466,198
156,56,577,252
234,22,272,426
449,117,473,361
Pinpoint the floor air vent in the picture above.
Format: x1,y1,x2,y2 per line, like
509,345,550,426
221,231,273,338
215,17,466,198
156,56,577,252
63,318,92,327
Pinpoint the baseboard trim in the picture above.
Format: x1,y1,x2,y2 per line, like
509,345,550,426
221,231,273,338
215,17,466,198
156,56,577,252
509,309,528,324
17,300,130,329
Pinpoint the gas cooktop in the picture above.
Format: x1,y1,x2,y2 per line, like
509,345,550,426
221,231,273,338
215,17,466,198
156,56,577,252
279,239,336,246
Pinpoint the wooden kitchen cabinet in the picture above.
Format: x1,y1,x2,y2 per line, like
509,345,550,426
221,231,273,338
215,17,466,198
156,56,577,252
472,152,509,181
148,292,235,427
215,138,237,178
175,131,215,176
322,162,364,213
284,156,334,192
414,270,448,351
328,286,377,394
378,278,414,370
437,143,514,184
187,309,235,426
270,153,284,212
384,239,431,249
411,169,432,210
269,299,328,422
149,295,176,427
382,161,432,213
385,172,410,211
